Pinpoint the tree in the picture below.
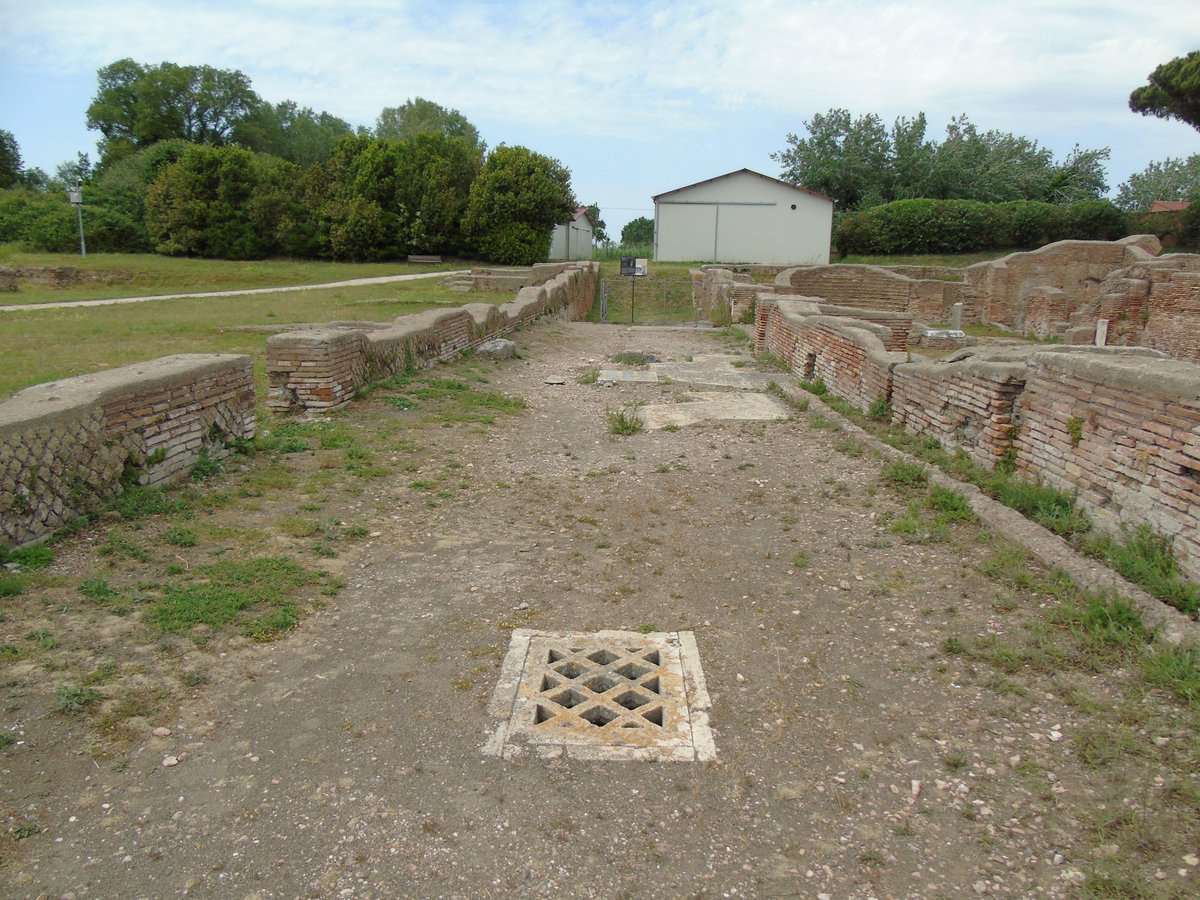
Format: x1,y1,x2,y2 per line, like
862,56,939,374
375,98,484,152
54,152,92,187
234,101,353,167
1,129,24,189
620,215,654,246
585,204,608,244
1130,50,1200,133
775,109,1110,209
772,108,891,209
144,145,296,258
87,59,260,165
462,145,575,265
1115,155,1200,210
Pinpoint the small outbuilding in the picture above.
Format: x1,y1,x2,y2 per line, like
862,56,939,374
652,169,833,265
549,206,594,261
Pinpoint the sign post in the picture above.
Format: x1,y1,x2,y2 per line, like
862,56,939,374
619,256,648,324
67,179,86,257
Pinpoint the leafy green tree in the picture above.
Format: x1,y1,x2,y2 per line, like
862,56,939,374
54,152,92,187
776,109,1109,209
87,58,260,166
585,204,608,243
773,108,891,209
1115,155,1200,210
1,129,24,189
1130,50,1200,132
375,98,484,152
463,145,575,265
620,215,654,246
144,145,296,258
234,101,353,167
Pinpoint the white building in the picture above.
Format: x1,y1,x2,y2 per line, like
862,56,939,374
549,206,594,261
652,169,833,265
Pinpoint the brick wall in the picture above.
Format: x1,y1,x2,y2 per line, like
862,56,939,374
1015,351,1200,580
892,352,1027,469
755,296,906,412
268,262,597,413
0,355,255,547
774,263,964,324
964,236,1159,330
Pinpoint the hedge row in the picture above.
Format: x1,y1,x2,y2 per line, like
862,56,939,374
834,199,1139,257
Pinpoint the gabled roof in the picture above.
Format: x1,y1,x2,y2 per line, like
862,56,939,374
652,168,833,204
571,205,591,222
1148,200,1190,213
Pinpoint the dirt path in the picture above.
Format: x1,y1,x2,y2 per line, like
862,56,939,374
0,270,466,313
2,323,1197,898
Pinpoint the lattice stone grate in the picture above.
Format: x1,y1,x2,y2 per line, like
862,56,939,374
484,629,715,761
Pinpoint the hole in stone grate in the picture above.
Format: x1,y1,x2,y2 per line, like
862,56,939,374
642,706,664,727
550,688,588,709
580,706,618,727
547,649,566,663
588,649,620,666
584,674,618,694
643,650,661,665
615,661,649,680
541,673,560,691
535,705,557,724
641,676,661,695
555,661,585,679
613,690,650,711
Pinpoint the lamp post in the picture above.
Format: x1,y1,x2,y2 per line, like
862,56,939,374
67,178,85,257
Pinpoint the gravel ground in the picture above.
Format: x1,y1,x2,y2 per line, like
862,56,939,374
2,322,1197,898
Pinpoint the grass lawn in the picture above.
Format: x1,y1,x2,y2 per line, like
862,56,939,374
0,247,466,306
0,278,508,403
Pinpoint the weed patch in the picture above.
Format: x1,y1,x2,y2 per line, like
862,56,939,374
607,403,645,436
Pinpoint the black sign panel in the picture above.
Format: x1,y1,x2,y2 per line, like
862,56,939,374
620,256,637,276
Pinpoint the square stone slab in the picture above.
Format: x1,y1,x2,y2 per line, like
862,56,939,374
639,391,791,429
597,369,659,384
484,629,716,761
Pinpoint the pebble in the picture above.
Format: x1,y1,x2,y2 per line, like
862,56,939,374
152,727,172,738
162,756,179,767
1185,854,1199,867
514,602,530,611
1007,754,1021,768
1048,730,1063,742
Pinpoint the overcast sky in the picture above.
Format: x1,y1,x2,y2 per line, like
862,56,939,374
2,0,1198,237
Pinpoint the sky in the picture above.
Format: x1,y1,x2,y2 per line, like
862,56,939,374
1,0,1198,239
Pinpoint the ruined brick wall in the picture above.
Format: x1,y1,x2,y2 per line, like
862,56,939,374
268,262,597,413
0,355,255,547
965,236,1159,331
755,296,905,412
774,264,962,323
1014,351,1200,580
892,354,1026,469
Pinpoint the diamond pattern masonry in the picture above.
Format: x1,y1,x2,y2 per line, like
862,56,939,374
484,630,716,762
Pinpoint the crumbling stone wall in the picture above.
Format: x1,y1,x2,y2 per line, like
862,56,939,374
269,262,597,413
965,236,1159,331
755,295,905,412
775,264,962,323
1016,351,1200,579
892,350,1028,469
0,355,255,547
444,262,576,293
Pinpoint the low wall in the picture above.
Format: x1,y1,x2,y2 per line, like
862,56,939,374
268,261,597,413
755,295,905,412
1016,351,1200,580
775,264,962,323
964,236,1159,330
445,262,576,293
892,348,1030,469
0,355,255,547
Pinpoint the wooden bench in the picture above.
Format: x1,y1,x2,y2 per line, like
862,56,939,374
407,254,442,264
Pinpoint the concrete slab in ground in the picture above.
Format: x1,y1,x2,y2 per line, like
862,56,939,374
640,390,791,429
597,368,659,383
652,355,775,390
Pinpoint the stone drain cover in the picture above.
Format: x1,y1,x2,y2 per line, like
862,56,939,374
484,629,716,761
